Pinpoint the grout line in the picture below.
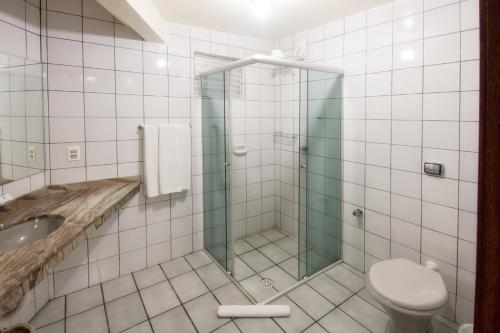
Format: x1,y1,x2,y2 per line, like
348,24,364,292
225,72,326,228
454,0,463,319
362,8,368,273
158,257,203,333
388,0,394,262
20,1,478,327
63,294,67,332
30,252,450,333
112,20,119,179
419,0,426,271
99,283,111,333
129,271,155,333
237,233,300,286
296,273,375,332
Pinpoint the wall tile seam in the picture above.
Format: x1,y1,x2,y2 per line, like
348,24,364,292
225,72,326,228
16,0,480,320
0,18,40,35
310,29,478,54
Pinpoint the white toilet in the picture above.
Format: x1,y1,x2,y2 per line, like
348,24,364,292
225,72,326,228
366,258,448,333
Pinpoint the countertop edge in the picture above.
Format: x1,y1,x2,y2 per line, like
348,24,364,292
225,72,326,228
0,177,140,317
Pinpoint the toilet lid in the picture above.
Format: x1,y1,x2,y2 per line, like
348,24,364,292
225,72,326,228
368,258,448,311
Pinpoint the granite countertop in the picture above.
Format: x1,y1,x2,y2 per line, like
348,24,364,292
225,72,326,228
0,176,141,317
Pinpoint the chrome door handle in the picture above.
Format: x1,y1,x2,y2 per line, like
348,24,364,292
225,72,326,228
300,164,307,168
352,209,363,217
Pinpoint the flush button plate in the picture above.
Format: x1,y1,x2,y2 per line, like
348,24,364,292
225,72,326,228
424,162,443,176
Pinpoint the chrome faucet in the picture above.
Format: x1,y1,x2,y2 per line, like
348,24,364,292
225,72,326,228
0,194,13,212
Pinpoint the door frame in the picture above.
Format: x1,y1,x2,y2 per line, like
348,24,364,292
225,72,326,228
474,0,500,331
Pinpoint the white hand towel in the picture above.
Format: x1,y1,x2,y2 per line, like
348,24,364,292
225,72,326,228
159,124,191,194
143,124,160,198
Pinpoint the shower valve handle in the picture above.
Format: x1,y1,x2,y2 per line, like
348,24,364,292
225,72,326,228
352,209,363,217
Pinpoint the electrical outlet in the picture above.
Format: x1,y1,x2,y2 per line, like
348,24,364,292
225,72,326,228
27,145,36,162
67,146,81,161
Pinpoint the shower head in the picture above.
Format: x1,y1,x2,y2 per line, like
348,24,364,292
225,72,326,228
271,49,286,58
269,48,305,62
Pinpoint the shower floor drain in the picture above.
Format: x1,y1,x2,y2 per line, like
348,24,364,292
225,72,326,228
259,278,274,288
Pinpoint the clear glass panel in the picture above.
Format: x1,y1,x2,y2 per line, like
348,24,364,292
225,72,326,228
298,69,308,279
0,53,45,184
299,69,343,278
202,72,229,270
224,70,233,274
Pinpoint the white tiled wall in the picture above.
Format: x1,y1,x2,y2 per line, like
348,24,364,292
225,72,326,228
36,0,275,299
0,0,275,314
276,0,479,325
0,0,46,192
0,0,479,327
0,0,41,61
0,0,50,326
0,56,45,181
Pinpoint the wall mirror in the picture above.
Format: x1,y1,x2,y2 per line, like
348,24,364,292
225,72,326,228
0,52,45,184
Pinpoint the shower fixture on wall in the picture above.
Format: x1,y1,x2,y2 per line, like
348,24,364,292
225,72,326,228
271,47,305,61
270,47,306,78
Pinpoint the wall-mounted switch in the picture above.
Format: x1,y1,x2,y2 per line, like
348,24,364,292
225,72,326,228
27,146,36,162
67,146,81,161
424,162,443,176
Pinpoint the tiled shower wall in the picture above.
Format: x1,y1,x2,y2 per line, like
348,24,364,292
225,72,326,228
274,67,301,237
276,0,479,325
230,64,277,239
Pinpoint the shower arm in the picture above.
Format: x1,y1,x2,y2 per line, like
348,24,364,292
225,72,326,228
197,54,344,78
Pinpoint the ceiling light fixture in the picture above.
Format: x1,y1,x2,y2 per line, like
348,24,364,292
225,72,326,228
157,59,167,68
251,0,271,18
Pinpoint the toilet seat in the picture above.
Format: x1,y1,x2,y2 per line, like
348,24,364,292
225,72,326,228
368,258,448,311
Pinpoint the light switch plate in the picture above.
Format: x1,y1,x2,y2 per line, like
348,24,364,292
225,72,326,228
424,162,444,176
67,146,81,161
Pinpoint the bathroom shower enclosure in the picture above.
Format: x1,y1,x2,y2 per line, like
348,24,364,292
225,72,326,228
201,54,344,302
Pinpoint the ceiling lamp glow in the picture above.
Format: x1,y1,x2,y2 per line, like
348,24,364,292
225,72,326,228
251,0,271,18
401,49,414,61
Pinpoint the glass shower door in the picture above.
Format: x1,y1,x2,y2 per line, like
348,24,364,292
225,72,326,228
299,69,343,278
202,72,231,270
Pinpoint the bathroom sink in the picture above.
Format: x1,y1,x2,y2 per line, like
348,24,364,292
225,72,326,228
0,215,65,252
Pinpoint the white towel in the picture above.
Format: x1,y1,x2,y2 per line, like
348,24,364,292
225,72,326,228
159,124,191,194
143,125,160,198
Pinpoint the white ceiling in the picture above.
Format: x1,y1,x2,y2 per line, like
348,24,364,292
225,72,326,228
152,0,392,40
